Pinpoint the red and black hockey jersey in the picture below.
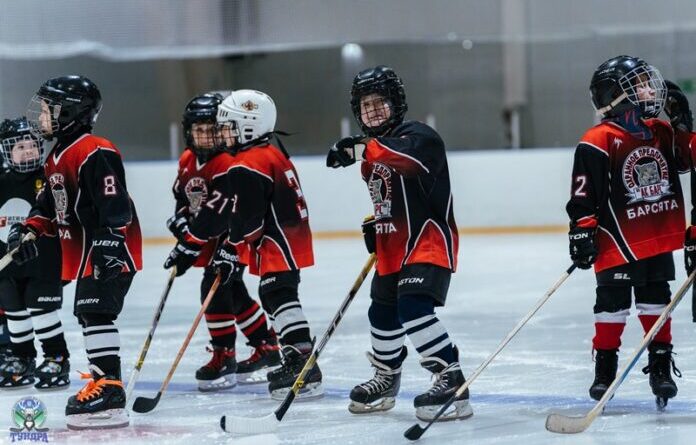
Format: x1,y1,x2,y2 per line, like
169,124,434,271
172,148,249,266
675,129,696,225
566,119,688,273
361,120,459,276
25,133,142,281
224,143,314,276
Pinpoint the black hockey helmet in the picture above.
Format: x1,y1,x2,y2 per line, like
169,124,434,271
28,75,102,140
0,116,45,173
350,65,408,136
590,55,666,119
182,92,224,162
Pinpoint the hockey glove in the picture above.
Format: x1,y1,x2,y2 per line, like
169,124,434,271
568,225,597,269
326,136,366,168
92,228,127,282
685,226,696,275
362,215,376,254
164,237,202,277
166,213,190,242
665,80,693,133
7,224,38,265
212,241,244,285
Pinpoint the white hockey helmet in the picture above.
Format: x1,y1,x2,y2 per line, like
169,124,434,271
216,89,277,146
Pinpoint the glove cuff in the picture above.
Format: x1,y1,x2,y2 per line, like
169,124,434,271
573,215,598,229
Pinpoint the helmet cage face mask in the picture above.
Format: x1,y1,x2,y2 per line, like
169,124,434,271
188,121,217,155
27,94,61,139
359,94,393,131
213,121,240,152
618,64,666,118
1,134,44,173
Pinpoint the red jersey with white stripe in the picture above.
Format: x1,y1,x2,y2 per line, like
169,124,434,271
225,143,314,276
566,119,689,273
361,120,458,276
24,133,142,281
172,148,249,266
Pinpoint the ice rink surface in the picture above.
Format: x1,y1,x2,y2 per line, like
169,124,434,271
3,233,696,444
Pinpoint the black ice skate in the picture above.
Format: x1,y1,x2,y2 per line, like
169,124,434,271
0,355,35,389
348,349,406,414
589,349,617,401
196,345,237,392
0,344,10,362
34,355,70,390
642,342,681,410
65,366,128,430
267,343,323,401
414,352,472,422
236,341,281,384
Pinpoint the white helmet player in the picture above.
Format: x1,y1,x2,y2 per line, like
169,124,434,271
216,89,277,147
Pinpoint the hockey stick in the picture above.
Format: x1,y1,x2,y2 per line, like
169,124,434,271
546,268,696,434
0,233,36,272
404,263,577,441
125,266,177,402
132,273,222,413
220,253,377,434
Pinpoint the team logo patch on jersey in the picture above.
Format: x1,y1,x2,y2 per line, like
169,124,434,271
184,177,208,216
48,173,69,225
622,146,673,204
369,163,393,219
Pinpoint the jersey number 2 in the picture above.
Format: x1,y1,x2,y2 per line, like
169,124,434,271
573,175,587,197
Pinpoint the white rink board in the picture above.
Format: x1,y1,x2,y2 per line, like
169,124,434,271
125,149,695,238
2,236,696,444
124,149,571,238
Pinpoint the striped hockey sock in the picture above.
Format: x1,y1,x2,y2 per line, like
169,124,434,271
368,301,406,368
398,294,455,364
82,318,121,378
205,313,237,348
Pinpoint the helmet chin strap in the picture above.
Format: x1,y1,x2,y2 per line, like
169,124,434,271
231,131,292,158
596,92,629,116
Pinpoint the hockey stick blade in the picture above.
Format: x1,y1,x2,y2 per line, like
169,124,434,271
132,393,161,413
403,424,426,441
545,413,591,434
220,412,279,435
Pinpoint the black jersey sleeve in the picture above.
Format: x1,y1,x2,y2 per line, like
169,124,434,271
565,143,609,228
81,148,132,229
225,166,272,246
25,179,57,236
366,122,446,177
171,176,189,216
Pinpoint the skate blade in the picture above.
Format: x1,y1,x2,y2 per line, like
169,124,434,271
656,397,669,412
35,377,70,391
0,378,35,390
415,400,473,422
197,374,237,392
66,409,130,430
348,397,396,414
236,367,279,385
270,382,324,401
